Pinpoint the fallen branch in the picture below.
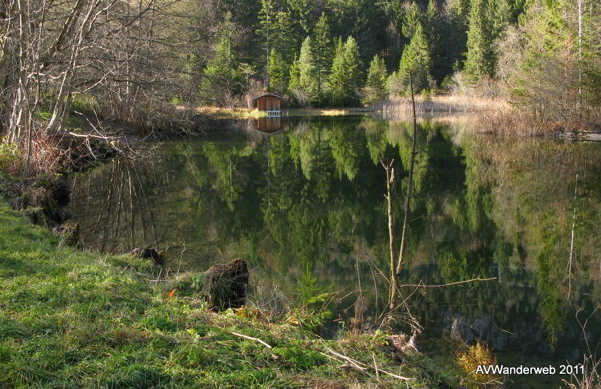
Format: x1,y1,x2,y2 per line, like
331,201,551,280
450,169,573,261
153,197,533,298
319,351,370,376
65,130,121,140
229,331,272,348
320,341,412,381
321,342,369,374
399,277,497,288
372,353,380,380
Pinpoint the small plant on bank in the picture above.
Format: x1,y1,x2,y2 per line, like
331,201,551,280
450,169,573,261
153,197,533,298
191,274,203,292
0,138,22,175
456,341,503,388
286,265,333,332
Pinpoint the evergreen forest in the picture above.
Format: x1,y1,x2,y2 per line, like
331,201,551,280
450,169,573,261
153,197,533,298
1,0,600,150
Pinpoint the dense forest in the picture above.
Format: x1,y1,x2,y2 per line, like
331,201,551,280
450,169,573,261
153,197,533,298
0,0,599,159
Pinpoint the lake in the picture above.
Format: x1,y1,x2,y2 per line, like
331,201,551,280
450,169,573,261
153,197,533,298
67,116,601,387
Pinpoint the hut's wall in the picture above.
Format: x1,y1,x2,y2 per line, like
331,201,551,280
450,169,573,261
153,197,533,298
256,97,281,111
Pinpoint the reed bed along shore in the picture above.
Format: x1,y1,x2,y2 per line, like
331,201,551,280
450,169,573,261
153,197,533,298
377,95,600,137
468,109,601,137
374,96,511,120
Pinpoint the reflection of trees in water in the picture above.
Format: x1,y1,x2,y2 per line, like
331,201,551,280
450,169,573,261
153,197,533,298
70,159,161,253
69,118,601,354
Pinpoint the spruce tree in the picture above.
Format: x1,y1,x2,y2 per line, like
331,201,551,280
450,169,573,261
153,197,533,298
423,0,447,84
464,0,495,82
269,48,286,94
402,2,421,39
328,38,347,106
312,12,333,95
295,37,318,106
328,37,363,107
343,36,363,104
364,55,389,105
257,0,277,87
447,0,470,72
286,0,312,47
273,11,296,67
490,0,512,38
398,23,431,94
502,0,600,120
200,31,246,107
288,54,301,94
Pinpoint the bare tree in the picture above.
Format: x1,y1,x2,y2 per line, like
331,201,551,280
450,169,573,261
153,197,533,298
1,0,209,165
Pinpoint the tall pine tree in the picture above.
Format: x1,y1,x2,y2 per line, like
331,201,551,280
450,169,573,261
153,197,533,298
402,2,421,39
273,11,296,67
269,48,286,94
364,55,389,105
398,23,432,94
328,38,347,106
312,12,333,95
288,54,301,95
200,17,246,107
464,0,495,82
257,0,277,88
328,37,363,106
294,37,318,106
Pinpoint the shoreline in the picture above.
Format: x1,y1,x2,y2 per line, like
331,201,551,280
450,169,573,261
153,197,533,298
0,197,466,388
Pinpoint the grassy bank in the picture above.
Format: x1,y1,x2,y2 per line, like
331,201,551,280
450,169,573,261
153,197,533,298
0,200,463,388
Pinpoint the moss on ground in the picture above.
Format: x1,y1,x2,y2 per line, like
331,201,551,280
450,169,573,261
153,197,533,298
0,200,459,388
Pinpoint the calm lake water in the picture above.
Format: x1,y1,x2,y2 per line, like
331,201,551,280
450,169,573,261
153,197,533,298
68,116,601,386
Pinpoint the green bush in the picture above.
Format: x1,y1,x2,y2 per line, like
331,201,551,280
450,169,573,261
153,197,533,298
0,139,22,174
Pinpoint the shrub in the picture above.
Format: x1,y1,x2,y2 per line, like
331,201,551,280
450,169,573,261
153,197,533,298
0,139,22,175
456,341,502,388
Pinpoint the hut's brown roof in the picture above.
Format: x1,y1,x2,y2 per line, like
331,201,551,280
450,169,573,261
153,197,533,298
252,93,283,101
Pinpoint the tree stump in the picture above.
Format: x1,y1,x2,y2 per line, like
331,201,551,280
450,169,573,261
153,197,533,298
203,259,249,311
131,248,165,267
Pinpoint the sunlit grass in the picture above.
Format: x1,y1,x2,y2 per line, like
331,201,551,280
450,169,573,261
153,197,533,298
190,106,268,119
182,106,376,119
0,200,460,388
288,108,372,116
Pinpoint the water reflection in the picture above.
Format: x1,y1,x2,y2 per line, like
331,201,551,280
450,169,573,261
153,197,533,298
68,117,601,361
256,117,285,132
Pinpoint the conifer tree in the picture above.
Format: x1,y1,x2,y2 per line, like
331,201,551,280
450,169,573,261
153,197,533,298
364,55,389,105
288,54,301,94
343,36,363,100
269,48,286,94
273,11,296,67
328,37,363,106
286,0,312,47
312,12,333,95
464,0,495,82
200,25,246,106
257,0,277,87
398,23,431,94
328,38,347,106
446,0,470,71
423,0,446,84
294,37,318,106
402,2,421,39
501,0,600,120
490,0,512,38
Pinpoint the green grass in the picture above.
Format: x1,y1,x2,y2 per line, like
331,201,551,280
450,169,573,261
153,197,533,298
0,200,459,388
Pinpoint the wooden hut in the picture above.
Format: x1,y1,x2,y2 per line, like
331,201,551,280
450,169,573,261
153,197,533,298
253,93,283,114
